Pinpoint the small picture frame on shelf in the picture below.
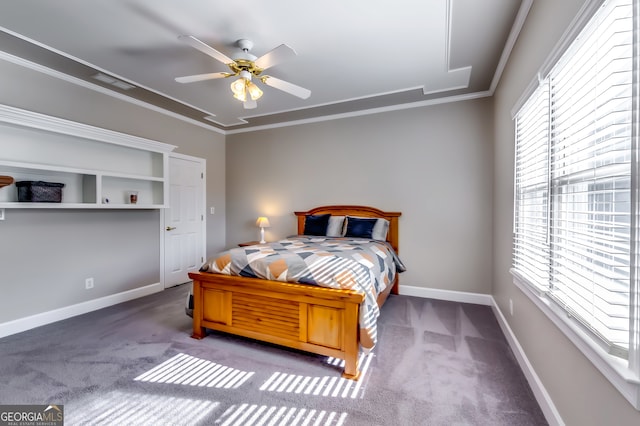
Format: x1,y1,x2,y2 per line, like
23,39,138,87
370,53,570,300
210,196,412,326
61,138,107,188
128,191,138,204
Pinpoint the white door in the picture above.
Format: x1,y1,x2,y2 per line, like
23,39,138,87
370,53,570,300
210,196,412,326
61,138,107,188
164,154,205,288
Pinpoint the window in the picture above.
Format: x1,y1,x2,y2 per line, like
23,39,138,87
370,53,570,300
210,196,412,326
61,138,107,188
512,0,639,408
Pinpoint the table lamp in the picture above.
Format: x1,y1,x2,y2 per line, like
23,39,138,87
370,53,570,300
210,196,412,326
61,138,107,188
256,216,270,244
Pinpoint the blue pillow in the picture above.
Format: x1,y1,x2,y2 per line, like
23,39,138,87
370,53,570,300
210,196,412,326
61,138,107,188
303,214,331,236
344,217,377,239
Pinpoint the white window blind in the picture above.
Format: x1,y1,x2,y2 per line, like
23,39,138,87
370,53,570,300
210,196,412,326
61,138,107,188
514,83,550,291
513,0,634,357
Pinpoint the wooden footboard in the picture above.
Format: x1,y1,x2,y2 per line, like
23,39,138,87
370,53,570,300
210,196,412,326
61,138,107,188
188,271,366,379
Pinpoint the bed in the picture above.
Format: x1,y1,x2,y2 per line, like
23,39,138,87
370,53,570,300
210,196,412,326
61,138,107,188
187,205,403,379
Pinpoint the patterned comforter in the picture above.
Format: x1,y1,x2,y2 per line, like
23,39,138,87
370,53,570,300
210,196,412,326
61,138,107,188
199,235,406,350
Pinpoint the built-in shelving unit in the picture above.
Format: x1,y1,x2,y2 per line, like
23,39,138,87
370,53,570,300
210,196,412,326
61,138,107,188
0,105,176,209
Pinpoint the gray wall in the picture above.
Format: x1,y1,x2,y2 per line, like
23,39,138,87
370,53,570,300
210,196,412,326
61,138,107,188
226,98,494,294
493,0,640,424
0,59,225,323
0,210,159,322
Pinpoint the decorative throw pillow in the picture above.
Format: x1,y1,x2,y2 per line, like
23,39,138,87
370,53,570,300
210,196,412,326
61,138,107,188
343,216,389,240
326,216,346,237
371,218,390,241
344,216,377,239
303,214,331,236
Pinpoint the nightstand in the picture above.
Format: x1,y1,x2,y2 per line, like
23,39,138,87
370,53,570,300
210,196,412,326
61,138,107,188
238,240,261,247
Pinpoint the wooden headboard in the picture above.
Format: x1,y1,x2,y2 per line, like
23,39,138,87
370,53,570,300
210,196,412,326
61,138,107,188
294,205,401,253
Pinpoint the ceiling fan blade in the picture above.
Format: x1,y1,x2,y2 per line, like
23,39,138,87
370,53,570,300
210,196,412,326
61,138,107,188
178,35,235,65
261,76,311,99
175,72,231,83
254,44,297,70
244,99,257,109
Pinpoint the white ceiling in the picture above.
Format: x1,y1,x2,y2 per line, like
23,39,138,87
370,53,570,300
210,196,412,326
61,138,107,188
0,0,530,133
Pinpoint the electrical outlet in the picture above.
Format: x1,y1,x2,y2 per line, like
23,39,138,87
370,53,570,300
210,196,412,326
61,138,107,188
210,207,215,215
509,299,514,316
0,208,4,220
85,277,94,290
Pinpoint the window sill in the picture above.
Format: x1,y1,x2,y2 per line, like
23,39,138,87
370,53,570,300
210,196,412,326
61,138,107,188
510,269,640,410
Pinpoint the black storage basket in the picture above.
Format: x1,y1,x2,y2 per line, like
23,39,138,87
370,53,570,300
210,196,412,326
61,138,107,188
16,181,65,202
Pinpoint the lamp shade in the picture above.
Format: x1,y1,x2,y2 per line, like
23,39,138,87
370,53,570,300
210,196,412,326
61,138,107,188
247,81,263,100
256,217,270,228
230,78,247,101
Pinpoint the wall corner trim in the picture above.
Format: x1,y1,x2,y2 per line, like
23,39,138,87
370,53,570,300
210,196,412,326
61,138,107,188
492,299,565,425
399,285,493,306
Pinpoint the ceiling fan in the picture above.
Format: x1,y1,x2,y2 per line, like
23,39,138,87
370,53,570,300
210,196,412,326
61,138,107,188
175,36,311,109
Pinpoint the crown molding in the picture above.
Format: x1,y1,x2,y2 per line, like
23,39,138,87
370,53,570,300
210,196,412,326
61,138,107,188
0,103,176,153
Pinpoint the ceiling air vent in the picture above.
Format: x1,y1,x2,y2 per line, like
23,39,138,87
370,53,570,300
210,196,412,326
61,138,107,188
92,73,135,91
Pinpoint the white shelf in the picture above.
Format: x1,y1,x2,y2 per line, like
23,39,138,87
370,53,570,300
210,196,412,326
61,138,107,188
0,162,166,208
0,160,165,182
0,202,166,209
0,104,175,210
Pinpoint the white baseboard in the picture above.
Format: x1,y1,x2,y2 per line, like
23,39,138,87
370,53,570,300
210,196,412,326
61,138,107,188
0,282,163,339
398,284,562,426
491,299,564,426
399,284,494,306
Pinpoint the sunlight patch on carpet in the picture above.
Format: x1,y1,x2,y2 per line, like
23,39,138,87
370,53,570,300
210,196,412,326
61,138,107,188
259,353,373,399
66,390,218,425
134,353,254,388
217,403,348,426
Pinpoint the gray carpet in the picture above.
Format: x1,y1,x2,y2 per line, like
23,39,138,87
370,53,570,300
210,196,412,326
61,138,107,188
0,284,547,425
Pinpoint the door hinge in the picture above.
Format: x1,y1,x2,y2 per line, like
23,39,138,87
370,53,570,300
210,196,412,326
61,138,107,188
201,257,204,262
201,214,204,221
201,172,203,179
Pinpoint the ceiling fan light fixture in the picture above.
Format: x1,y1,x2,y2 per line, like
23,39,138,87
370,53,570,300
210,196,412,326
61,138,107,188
232,89,246,102
230,70,254,102
230,78,247,102
177,36,311,106
247,81,263,101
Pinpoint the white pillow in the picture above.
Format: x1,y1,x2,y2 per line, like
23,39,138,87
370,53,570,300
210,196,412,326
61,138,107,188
326,216,345,237
371,218,390,241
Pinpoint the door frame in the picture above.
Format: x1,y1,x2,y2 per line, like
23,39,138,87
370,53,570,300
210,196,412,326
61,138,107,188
160,152,206,288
